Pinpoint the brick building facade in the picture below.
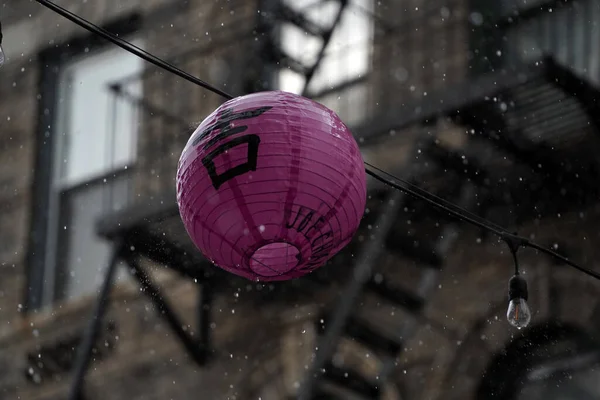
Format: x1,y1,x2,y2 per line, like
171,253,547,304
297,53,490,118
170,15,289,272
1,0,600,399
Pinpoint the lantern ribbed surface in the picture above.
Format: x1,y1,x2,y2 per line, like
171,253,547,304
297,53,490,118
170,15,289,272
177,91,367,281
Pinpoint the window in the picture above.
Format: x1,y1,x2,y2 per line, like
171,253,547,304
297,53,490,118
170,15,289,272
472,0,600,84
38,40,143,307
277,0,374,126
477,322,600,400
54,45,141,186
502,0,600,84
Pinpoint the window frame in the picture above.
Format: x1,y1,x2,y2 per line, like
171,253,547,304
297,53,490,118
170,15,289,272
24,13,142,312
51,41,143,189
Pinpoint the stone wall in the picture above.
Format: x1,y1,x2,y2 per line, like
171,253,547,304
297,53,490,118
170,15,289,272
0,0,265,398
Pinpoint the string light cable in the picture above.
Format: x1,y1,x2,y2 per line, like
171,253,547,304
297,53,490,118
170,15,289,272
29,0,600,326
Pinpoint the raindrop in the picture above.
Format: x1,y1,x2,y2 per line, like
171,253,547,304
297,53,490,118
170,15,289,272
469,12,484,26
394,67,408,82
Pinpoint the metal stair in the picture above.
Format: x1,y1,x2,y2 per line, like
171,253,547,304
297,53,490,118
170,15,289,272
299,138,483,399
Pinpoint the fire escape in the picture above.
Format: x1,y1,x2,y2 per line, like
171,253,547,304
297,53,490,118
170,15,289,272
68,0,600,399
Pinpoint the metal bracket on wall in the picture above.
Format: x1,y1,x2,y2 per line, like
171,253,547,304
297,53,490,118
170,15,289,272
67,233,214,400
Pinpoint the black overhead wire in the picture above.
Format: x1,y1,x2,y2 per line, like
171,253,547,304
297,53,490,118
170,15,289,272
33,0,600,282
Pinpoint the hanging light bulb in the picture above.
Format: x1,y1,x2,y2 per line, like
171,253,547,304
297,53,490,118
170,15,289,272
506,274,531,329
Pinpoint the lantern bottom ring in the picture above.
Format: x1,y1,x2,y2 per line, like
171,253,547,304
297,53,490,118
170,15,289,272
248,241,301,277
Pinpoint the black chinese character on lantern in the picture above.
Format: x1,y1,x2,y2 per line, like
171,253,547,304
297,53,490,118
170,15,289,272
0,20,5,66
192,106,272,190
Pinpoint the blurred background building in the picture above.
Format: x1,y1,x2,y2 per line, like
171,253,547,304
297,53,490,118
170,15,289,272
1,0,600,399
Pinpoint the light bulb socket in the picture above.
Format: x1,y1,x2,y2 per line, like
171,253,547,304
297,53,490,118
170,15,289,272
503,233,526,253
508,274,528,301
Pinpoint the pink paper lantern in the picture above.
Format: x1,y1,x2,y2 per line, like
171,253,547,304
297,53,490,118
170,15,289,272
176,91,367,281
